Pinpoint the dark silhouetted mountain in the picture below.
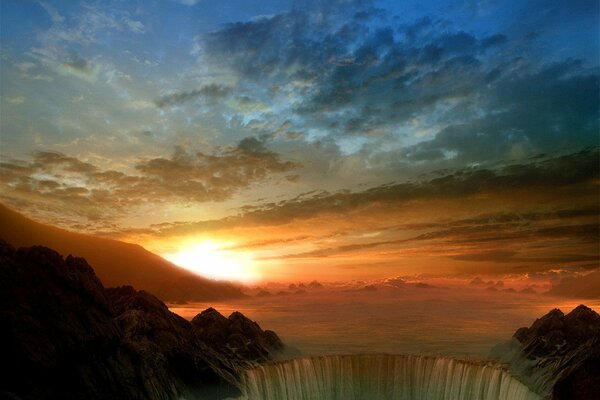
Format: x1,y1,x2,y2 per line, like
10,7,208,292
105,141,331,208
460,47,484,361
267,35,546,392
547,270,600,299
0,204,243,302
491,305,600,400
192,308,283,362
0,241,283,400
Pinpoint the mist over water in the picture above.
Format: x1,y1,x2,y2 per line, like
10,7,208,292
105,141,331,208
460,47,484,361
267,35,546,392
171,286,599,358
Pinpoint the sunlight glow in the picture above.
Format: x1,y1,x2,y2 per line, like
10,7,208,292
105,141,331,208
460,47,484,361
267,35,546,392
164,241,260,283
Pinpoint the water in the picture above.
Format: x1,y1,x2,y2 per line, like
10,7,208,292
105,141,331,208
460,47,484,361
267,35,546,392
169,288,596,399
170,287,599,358
239,354,540,400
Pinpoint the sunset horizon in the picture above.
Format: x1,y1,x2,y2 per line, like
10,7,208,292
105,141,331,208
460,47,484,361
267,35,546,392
1,1,598,399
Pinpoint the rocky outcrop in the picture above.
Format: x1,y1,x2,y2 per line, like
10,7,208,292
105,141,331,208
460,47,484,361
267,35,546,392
0,240,283,400
491,305,600,400
192,308,283,362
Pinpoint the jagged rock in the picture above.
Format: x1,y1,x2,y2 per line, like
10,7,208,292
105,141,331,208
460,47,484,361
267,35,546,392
191,309,283,364
491,305,600,400
0,240,284,400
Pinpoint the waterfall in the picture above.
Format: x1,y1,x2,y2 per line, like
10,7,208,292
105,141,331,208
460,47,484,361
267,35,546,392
239,354,540,400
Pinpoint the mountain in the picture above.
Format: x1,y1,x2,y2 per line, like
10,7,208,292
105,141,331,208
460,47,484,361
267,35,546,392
491,305,600,400
0,241,283,399
0,204,243,302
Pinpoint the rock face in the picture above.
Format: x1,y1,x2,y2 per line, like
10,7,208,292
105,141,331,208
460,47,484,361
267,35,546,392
0,240,283,400
491,305,600,400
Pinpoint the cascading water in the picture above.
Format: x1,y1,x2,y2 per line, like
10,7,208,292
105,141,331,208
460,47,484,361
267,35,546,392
239,354,540,400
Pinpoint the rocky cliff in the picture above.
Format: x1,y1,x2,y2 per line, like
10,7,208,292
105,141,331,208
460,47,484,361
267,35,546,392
491,305,600,400
0,240,283,400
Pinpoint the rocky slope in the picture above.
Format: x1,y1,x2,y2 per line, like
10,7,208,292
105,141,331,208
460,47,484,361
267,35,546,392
0,240,283,400
491,305,600,400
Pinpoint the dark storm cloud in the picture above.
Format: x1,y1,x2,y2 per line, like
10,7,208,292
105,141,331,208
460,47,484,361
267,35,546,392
154,84,230,108
0,137,299,215
197,5,599,163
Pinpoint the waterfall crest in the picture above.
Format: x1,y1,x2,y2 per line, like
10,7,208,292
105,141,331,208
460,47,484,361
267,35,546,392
240,354,540,400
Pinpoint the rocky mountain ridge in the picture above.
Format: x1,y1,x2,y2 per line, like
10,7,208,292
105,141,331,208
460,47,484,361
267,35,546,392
0,240,282,400
491,304,600,400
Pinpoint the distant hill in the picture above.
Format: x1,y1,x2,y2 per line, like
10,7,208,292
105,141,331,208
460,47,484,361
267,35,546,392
0,204,244,302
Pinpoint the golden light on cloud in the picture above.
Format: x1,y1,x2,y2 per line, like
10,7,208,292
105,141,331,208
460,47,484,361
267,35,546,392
163,240,260,283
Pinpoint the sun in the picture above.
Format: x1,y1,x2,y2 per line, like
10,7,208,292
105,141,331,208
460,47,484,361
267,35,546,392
163,241,260,283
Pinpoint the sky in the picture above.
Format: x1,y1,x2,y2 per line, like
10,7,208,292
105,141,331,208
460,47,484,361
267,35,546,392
0,0,598,282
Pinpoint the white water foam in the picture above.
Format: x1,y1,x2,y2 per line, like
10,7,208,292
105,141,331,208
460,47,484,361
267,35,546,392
239,354,540,400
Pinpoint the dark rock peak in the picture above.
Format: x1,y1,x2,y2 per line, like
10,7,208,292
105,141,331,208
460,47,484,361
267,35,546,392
1,243,284,400
0,238,12,254
495,304,600,400
229,310,252,321
191,307,231,335
228,311,264,336
107,285,170,315
514,305,600,350
192,308,284,357
199,306,226,319
565,304,600,324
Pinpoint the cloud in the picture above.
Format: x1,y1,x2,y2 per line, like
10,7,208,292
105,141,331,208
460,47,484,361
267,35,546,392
56,52,100,81
130,148,599,237
0,137,299,221
231,148,599,227
6,96,25,105
38,1,65,23
169,0,203,5
404,60,600,162
154,84,231,108
194,6,598,166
